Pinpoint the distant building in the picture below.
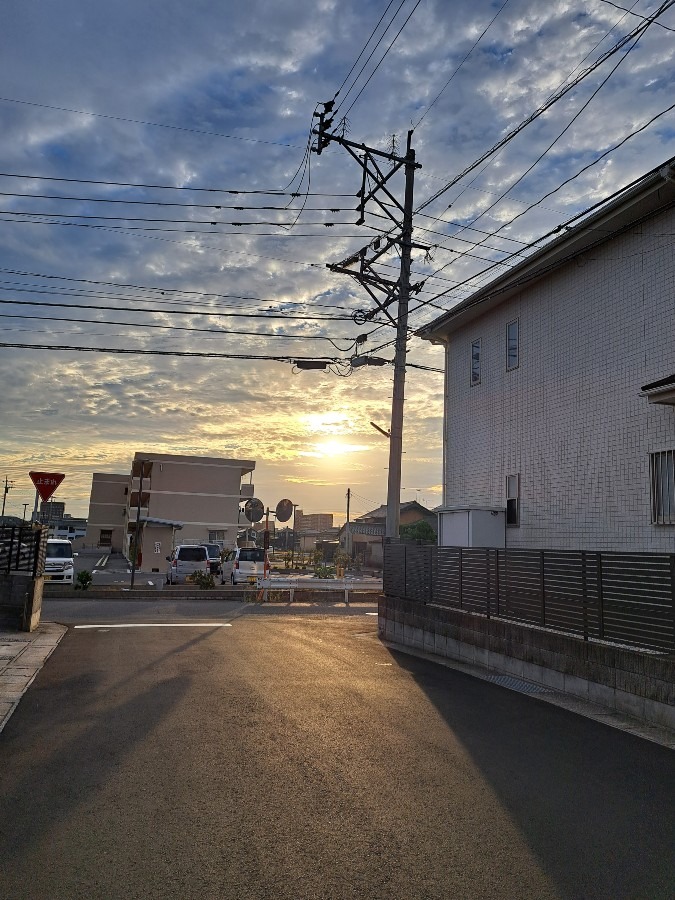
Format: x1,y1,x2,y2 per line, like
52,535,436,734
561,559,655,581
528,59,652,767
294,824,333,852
339,501,437,569
84,452,256,572
40,501,65,523
49,515,87,543
294,510,333,533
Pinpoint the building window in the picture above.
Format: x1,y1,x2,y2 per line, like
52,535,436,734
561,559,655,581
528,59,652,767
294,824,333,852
209,530,226,542
506,474,519,526
506,319,519,370
471,339,481,385
99,529,112,546
650,451,675,524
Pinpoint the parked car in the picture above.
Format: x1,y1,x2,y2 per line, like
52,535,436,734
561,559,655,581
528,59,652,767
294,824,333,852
166,545,210,585
45,539,76,584
221,547,267,585
201,544,222,576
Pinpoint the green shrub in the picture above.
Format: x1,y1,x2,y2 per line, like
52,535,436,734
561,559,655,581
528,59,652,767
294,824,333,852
74,570,93,591
189,571,215,590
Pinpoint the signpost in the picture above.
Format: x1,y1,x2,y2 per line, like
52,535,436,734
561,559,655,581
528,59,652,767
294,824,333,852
29,471,65,523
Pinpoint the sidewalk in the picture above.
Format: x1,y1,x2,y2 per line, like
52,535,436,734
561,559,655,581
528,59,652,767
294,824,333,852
0,622,67,733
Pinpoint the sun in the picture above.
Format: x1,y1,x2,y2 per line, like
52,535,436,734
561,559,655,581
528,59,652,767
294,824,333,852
300,440,370,459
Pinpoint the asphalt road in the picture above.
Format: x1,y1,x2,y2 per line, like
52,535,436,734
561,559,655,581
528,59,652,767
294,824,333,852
1,603,674,900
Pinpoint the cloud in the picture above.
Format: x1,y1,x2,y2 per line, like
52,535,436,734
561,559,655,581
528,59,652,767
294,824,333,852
0,0,673,521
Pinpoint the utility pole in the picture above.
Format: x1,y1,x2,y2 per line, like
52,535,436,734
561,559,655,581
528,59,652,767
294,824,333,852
1,477,13,521
312,108,424,539
129,460,146,589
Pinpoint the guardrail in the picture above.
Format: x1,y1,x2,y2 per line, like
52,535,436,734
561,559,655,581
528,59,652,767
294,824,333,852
260,577,382,604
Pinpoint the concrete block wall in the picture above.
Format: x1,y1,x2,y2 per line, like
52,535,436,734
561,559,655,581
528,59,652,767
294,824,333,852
379,596,675,732
0,574,43,632
443,206,675,551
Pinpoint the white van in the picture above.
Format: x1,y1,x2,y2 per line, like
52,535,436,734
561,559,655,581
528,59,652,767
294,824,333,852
44,539,76,584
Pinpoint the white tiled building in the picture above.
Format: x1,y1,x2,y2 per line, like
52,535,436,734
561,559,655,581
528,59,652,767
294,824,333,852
419,158,675,551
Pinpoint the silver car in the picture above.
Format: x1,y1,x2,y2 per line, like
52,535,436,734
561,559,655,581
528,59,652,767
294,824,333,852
166,545,210,584
221,547,266,585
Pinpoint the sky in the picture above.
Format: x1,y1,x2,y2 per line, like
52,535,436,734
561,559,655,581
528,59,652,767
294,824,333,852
0,0,674,525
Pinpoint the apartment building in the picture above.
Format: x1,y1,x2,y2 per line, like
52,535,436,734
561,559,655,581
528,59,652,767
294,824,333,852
85,452,255,571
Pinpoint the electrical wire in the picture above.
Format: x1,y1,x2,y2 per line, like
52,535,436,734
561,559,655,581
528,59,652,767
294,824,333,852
0,341,344,363
0,190,358,212
413,0,512,129
0,312,359,349
339,0,424,122
425,24,643,280
0,296,364,322
415,0,675,214
597,0,675,31
0,96,305,148
0,170,355,196
0,267,363,312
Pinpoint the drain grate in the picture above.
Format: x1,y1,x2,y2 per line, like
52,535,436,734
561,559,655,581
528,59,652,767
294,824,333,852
484,674,554,694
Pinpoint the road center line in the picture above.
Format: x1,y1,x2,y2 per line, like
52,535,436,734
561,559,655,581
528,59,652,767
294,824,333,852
73,623,233,629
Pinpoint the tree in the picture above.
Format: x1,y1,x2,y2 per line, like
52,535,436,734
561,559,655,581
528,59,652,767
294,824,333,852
399,520,436,543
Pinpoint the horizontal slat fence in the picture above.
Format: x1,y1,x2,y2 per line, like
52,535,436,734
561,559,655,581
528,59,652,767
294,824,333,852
0,525,45,576
384,544,675,653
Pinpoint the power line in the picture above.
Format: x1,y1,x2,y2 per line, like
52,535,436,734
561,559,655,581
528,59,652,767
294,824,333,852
0,267,359,311
0,190,357,212
0,170,355,196
0,96,305,148
416,103,675,307
425,24,642,278
339,0,424,121
413,0,512,129
0,341,344,363
0,296,362,322
0,312,359,348
332,0,399,101
415,0,675,214
0,217,372,239
596,0,675,31
0,208,363,227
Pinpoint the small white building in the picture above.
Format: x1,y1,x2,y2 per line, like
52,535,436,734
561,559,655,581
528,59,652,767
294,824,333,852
418,157,675,551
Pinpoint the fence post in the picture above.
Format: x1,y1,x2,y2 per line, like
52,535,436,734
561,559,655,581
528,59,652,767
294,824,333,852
403,544,407,600
581,550,588,641
597,553,604,640
486,548,491,619
495,548,500,617
458,548,463,609
670,554,675,652
540,550,546,626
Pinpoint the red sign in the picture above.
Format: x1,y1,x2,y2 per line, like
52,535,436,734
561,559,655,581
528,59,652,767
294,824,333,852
29,471,65,503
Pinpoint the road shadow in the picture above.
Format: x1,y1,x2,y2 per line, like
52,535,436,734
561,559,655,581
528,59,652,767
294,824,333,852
386,647,675,899
0,643,194,860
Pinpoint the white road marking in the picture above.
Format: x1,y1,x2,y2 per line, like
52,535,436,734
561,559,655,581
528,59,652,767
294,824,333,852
74,623,232,629
365,612,378,616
